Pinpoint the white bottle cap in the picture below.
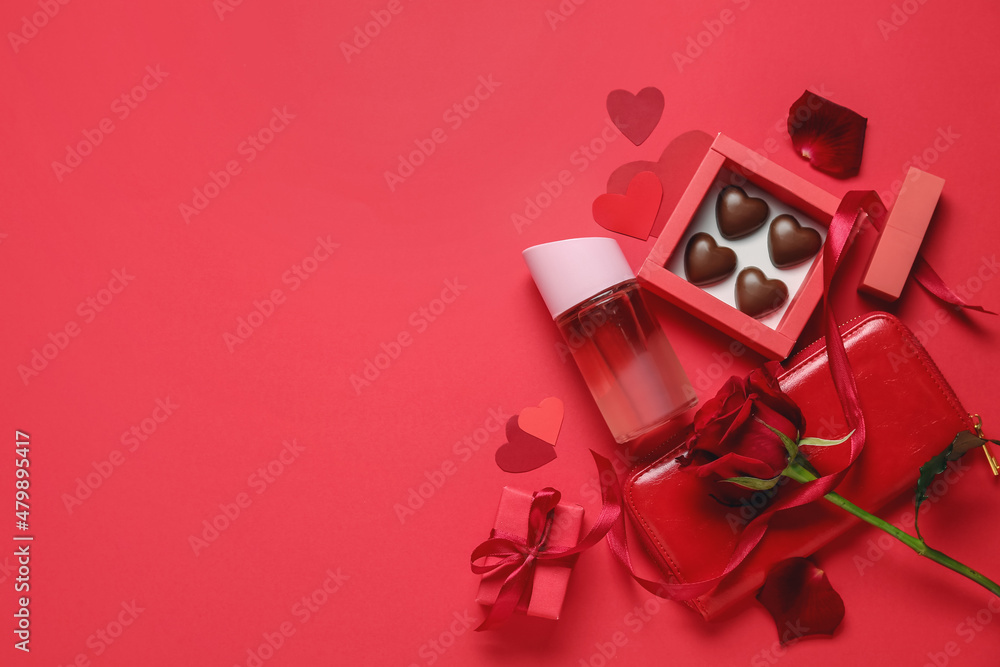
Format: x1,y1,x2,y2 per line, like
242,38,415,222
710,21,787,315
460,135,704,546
523,237,636,319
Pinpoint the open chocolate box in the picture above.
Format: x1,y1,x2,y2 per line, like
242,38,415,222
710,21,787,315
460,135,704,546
638,133,843,360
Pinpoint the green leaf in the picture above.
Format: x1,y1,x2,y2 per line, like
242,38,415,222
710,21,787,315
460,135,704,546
755,418,799,461
784,458,820,484
798,431,855,448
914,431,990,540
724,475,783,490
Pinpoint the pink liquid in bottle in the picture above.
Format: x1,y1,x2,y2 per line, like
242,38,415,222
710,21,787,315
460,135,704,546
524,238,696,446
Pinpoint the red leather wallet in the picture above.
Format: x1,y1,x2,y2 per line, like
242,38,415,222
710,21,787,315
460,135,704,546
625,312,974,619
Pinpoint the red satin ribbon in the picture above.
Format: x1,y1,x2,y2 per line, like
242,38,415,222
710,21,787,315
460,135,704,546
471,450,622,630
912,255,997,314
863,192,995,313
606,190,993,600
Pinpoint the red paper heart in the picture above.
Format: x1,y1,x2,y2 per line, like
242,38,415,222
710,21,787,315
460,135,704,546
495,417,557,474
606,130,714,238
517,397,564,446
592,171,662,240
606,87,664,146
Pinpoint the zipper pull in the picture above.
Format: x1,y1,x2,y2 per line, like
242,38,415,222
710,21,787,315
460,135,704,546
970,414,998,476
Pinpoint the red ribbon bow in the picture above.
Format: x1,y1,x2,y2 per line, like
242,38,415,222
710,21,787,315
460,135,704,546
471,451,622,630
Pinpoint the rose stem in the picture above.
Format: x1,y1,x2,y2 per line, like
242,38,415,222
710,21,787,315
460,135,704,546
782,461,1000,598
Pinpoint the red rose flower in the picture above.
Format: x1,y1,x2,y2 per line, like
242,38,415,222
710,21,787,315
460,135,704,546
678,364,803,484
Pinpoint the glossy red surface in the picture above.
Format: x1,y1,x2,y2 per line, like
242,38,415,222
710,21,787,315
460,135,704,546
626,312,972,619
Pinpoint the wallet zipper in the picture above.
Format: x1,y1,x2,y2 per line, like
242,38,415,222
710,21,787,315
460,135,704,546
785,312,870,368
788,312,977,433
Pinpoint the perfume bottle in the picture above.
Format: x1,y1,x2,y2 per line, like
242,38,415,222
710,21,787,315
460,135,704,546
523,237,696,446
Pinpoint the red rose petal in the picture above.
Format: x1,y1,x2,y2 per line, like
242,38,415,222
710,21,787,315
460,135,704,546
757,557,845,645
693,377,746,431
787,91,867,178
733,418,792,471
748,365,804,426
696,452,779,481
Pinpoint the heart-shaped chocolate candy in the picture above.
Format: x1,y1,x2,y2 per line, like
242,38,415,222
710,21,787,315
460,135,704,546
716,186,769,240
735,267,788,318
683,232,737,286
768,214,822,268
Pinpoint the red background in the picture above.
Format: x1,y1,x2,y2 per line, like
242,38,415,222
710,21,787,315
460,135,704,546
3,0,1000,665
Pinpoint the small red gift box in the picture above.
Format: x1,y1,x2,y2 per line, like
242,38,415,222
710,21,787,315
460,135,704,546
475,487,584,620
